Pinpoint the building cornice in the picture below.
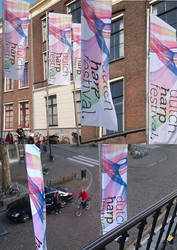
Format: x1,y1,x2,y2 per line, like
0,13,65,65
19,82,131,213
29,0,124,18
29,0,62,18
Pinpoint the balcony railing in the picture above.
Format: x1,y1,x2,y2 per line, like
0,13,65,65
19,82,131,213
81,190,177,250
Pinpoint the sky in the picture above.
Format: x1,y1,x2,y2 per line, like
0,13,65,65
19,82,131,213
0,0,38,18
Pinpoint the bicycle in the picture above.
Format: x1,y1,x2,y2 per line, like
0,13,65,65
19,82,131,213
75,199,90,217
0,183,20,200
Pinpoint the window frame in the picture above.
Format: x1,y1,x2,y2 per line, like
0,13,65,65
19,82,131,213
41,16,47,42
4,103,14,130
5,78,14,92
73,89,81,126
19,101,30,129
19,62,29,89
110,15,125,62
43,51,48,80
102,77,124,136
150,0,177,33
67,0,81,23
47,95,58,127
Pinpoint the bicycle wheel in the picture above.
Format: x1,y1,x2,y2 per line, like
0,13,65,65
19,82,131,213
75,208,82,217
86,202,90,210
8,187,20,197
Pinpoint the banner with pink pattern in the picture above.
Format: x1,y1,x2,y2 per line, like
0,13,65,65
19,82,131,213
101,144,127,235
25,145,47,250
72,23,81,87
81,0,118,131
48,13,72,85
4,0,29,80
149,14,177,143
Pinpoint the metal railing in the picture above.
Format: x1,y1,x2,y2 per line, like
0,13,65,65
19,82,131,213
81,190,177,250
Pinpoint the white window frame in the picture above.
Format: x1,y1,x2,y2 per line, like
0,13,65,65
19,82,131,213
102,76,125,136
110,15,124,61
42,16,47,42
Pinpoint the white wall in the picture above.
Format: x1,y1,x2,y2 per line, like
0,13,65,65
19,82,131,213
33,84,76,130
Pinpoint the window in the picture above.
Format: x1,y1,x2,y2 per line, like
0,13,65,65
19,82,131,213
152,1,177,32
48,95,58,126
74,90,81,126
5,78,14,91
20,101,29,128
68,0,81,23
103,79,124,136
20,62,29,88
42,17,47,42
110,18,124,61
5,104,13,129
43,52,47,80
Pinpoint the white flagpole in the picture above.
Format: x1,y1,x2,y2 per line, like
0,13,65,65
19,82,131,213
1,0,5,141
72,36,80,146
146,8,150,144
30,13,35,135
46,11,49,141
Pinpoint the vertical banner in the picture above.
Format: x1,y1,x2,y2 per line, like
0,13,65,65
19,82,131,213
4,0,29,80
72,23,81,87
149,14,177,144
81,0,118,131
25,145,47,250
101,144,127,235
48,13,72,85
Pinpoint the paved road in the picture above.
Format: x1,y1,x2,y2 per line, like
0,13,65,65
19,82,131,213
0,145,177,250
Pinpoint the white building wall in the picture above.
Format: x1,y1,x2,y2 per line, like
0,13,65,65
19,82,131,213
33,84,76,130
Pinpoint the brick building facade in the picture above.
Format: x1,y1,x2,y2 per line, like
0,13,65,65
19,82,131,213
0,18,33,142
0,0,176,143
81,0,177,144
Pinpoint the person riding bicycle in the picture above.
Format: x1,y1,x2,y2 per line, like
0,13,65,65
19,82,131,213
77,189,89,208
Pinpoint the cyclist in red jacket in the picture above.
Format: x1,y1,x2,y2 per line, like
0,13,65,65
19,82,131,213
77,189,89,208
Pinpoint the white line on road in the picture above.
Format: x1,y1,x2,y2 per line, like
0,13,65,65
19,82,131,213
77,155,99,164
72,156,99,165
67,157,95,167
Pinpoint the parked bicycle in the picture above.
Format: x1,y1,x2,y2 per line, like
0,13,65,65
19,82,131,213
75,199,90,217
0,183,20,200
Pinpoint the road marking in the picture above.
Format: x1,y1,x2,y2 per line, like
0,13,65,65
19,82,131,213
77,155,99,164
67,157,95,167
67,155,99,167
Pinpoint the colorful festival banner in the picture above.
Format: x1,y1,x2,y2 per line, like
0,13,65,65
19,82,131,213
72,23,81,87
101,144,127,235
25,145,47,250
81,0,118,131
48,13,72,85
149,14,177,143
4,0,29,80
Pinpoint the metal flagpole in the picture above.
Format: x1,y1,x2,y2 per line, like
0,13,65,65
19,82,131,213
30,13,35,136
1,0,5,142
98,143,103,237
72,33,80,146
146,7,150,144
46,11,49,141
46,11,53,160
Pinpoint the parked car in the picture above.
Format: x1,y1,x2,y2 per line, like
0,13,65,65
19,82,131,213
7,186,73,223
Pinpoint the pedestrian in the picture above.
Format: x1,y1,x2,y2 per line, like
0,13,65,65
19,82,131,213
5,131,14,144
54,192,61,214
16,125,25,144
28,129,34,144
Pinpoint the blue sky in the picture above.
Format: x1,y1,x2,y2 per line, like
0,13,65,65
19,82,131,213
0,0,38,18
